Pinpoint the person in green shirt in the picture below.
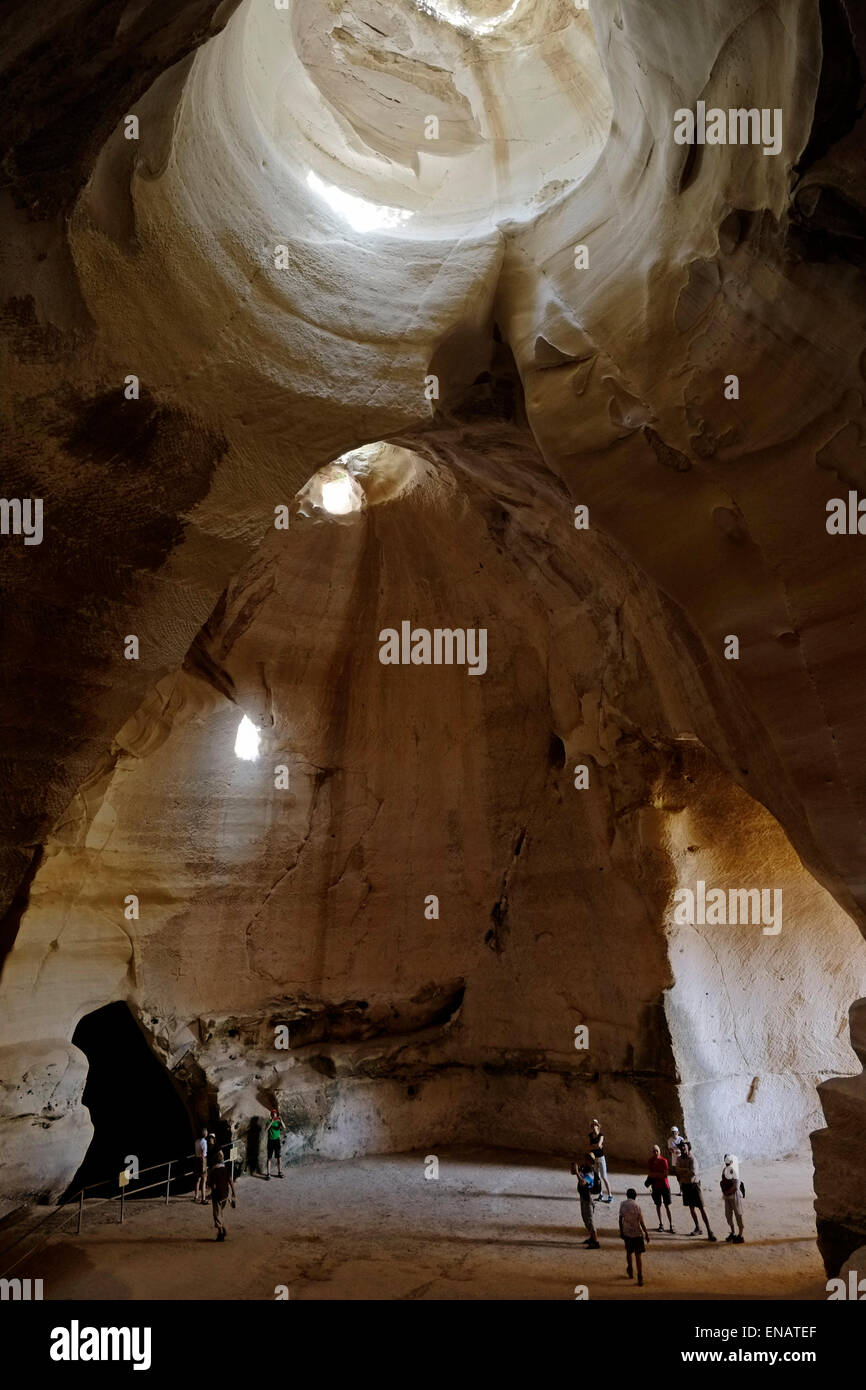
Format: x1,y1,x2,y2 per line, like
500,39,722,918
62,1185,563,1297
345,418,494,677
265,1108,284,1180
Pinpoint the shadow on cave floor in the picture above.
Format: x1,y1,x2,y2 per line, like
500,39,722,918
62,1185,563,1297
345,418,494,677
12,1148,827,1301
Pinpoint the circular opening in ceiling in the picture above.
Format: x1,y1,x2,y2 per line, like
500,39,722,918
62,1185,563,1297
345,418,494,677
321,470,364,515
412,0,527,36
243,0,613,237
295,442,426,522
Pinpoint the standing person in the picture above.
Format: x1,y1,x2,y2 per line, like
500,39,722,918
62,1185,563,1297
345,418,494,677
668,1126,685,1163
265,1108,284,1180
193,1129,208,1204
619,1187,650,1286
647,1144,675,1233
210,1149,237,1242
674,1141,717,1240
203,1132,218,1200
570,1156,601,1248
720,1155,745,1243
204,1132,218,1179
587,1119,613,1202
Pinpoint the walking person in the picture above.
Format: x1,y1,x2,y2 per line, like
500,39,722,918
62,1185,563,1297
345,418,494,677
265,1108,285,1180
193,1129,208,1204
570,1156,600,1248
619,1187,650,1286
674,1141,717,1240
720,1155,746,1243
647,1143,675,1233
210,1149,237,1242
587,1119,613,1202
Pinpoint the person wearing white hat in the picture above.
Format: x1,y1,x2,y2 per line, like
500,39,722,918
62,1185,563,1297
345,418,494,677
720,1154,745,1243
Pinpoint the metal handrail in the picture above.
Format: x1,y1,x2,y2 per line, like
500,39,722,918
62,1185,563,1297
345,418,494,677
0,1150,195,1256
0,1140,236,1280
75,1145,201,1196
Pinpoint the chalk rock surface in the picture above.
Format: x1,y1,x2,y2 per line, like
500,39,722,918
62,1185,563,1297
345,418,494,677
1,0,865,1273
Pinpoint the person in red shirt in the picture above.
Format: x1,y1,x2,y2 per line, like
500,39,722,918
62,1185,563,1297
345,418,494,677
647,1144,675,1233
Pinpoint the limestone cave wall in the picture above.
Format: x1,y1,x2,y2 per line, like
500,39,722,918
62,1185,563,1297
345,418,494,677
1,0,865,1274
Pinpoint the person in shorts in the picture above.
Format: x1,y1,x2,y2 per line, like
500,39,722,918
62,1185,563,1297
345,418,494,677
674,1140,716,1240
587,1119,613,1202
720,1154,745,1243
570,1156,600,1248
203,1132,218,1198
647,1144,674,1232
619,1187,650,1286
265,1108,284,1179
210,1149,236,1241
193,1129,208,1204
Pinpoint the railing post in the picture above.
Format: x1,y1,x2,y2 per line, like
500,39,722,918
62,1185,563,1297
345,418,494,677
165,1160,173,1205
77,1190,83,1235
120,1184,125,1224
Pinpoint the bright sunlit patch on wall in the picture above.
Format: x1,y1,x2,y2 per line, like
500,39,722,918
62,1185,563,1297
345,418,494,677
234,715,260,761
306,171,413,234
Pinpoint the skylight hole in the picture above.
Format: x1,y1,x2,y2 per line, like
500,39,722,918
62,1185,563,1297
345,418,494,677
306,171,413,234
320,471,359,515
234,715,261,761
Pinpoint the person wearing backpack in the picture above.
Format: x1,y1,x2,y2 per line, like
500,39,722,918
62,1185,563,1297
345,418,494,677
720,1154,745,1243
570,1156,601,1248
209,1149,237,1241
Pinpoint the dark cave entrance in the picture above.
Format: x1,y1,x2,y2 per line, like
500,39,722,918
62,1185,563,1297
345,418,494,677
63,1001,196,1201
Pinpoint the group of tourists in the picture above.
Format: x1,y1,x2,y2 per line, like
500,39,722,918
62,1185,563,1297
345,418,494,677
570,1119,747,1285
193,1130,238,1240
190,1109,285,1240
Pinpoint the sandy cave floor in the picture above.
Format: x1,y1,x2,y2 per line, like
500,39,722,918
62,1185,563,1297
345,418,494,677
12,1148,829,1301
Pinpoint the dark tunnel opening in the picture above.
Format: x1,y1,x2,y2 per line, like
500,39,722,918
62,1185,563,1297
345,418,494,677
63,1001,197,1202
